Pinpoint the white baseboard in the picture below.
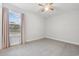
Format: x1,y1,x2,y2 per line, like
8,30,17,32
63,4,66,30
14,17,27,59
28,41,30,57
26,36,44,42
46,35,79,45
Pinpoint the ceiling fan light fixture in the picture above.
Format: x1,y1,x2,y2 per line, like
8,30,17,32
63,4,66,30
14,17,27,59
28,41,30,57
44,6,50,11
38,3,54,12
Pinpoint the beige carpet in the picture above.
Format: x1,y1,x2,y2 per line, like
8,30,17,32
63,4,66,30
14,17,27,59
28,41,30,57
0,38,79,56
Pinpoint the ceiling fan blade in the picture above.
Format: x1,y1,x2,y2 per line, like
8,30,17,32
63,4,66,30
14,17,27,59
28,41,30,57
50,8,54,10
38,4,43,6
49,3,53,5
41,9,45,12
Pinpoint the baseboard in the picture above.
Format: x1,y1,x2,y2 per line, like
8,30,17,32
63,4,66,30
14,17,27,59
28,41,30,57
26,36,44,42
46,35,79,45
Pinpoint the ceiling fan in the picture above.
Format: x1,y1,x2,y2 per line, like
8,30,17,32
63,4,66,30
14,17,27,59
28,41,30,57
38,3,54,12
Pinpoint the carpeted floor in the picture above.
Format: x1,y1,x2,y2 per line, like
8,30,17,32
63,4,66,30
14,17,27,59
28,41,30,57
0,38,79,56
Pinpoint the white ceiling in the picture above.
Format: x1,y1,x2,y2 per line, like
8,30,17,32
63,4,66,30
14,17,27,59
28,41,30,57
10,3,79,19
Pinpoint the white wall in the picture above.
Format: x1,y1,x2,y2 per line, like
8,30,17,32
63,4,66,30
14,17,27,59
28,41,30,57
24,12,44,42
0,3,2,49
46,10,79,45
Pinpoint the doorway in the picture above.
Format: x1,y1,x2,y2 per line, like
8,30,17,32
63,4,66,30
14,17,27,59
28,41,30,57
2,7,24,48
9,10,22,46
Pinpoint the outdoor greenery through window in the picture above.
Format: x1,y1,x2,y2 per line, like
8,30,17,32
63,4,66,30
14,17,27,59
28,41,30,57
9,10,21,46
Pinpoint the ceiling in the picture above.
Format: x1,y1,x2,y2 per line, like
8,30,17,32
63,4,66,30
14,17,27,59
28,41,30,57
9,3,79,19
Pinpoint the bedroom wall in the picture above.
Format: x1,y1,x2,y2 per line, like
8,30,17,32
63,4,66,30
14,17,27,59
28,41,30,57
46,10,79,45
24,12,44,42
0,3,2,49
